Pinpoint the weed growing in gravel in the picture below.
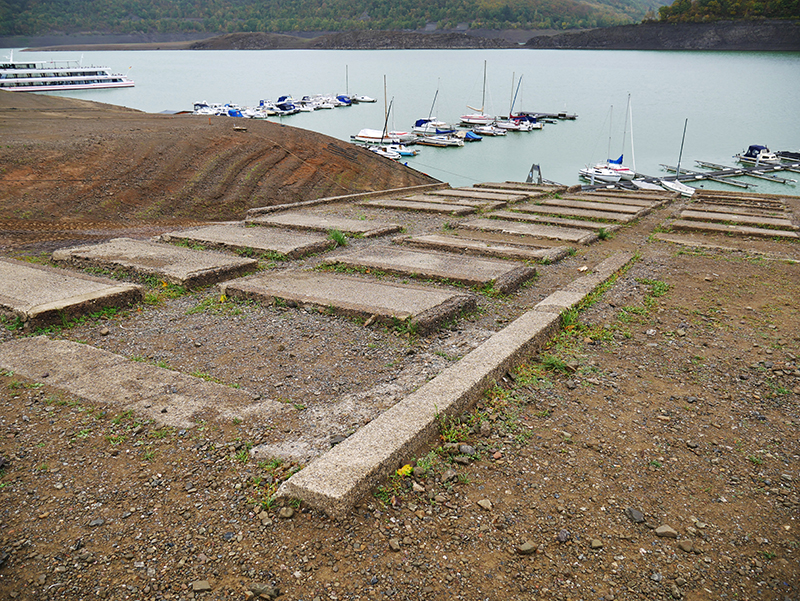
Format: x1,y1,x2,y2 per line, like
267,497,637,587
173,240,206,251
186,295,250,317
328,229,348,247
598,227,612,240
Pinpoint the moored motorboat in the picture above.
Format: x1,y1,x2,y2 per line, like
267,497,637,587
351,94,376,103
735,144,780,165
368,146,401,160
417,135,464,148
472,125,506,137
385,144,419,157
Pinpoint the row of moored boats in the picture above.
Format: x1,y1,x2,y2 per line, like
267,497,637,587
192,93,376,118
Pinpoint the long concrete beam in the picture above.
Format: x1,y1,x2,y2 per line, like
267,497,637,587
275,251,634,517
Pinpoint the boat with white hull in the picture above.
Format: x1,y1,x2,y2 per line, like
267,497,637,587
0,53,133,91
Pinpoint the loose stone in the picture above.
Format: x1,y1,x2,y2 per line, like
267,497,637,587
655,525,678,538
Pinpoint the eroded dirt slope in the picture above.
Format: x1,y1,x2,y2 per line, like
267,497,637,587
0,91,437,227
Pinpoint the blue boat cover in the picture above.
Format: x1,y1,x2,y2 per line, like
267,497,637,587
608,155,623,164
747,144,768,154
464,132,482,141
415,119,431,127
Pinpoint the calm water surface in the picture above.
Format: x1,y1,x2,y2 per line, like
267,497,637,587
6,47,800,194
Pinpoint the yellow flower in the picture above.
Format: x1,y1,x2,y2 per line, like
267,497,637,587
219,294,227,303
396,464,413,478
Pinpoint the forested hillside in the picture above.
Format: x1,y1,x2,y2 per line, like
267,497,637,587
1,0,669,36
657,0,798,22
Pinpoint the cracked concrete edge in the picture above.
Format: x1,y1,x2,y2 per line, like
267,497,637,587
25,284,143,329
275,251,636,517
245,183,449,217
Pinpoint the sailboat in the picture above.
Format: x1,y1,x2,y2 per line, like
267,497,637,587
660,118,696,197
412,84,456,135
593,95,635,180
460,61,495,126
496,74,543,131
580,105,623,183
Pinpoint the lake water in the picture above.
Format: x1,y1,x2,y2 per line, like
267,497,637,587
5,47,800,195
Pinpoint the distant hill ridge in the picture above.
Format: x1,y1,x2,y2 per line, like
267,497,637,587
523,20,800,50
1,0,667,36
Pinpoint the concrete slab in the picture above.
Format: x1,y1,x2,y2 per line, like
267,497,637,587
576,192,669,206
246,211,402,238
0,336,284,428
459,218,598,245
362,198,476,215
0,258,143,329
276,252,634,517
687,203,791,219
396,234,570,263
322,246,536,294
542,197,643,214
401,194,506,210
52,238,258,288
670,219,800,239
220,272,476,335
475,182,563,196
512,203,636,223
425,189,526,203
157,223,334,259
490,210,623,232
680,210,797,230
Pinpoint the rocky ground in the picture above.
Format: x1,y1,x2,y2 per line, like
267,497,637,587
0,195,798,600
0,97,798,600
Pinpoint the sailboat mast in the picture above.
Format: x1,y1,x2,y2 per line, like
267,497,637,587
481,60,487,114
621,93,630,160
510,75,523,117
607,105,613,161
676,118,688,177
346,65,349,95
427,83,439,121
629,100,636,173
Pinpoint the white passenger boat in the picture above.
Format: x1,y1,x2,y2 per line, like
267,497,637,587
0,53,134,91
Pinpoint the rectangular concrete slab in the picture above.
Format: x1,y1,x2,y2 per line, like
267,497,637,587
425,189,526,202
52,238,258,288
542,197,643,214
458,218,598,245
402,194,506,210
689,203,790,218
0,336,283,428
576,192,669,207
362,198,476,215
680,210,797,230
490,210,623,232
157,223,335,258
475,182,563,196
246,211,402,238
323,246,536,294
220,271,476,335
276,252,634,517
0,258,143,328
397,234,570,263
512,203,636,223
670,219,800,239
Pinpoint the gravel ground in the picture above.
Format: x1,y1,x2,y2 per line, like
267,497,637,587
1,195,799,601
